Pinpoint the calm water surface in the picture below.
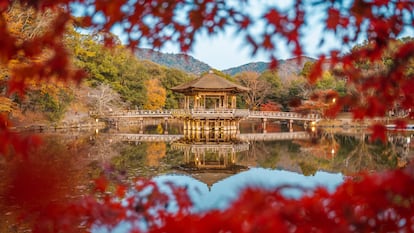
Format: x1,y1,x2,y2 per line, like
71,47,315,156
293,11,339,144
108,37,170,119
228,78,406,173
89,120,412,200
1,119,412,230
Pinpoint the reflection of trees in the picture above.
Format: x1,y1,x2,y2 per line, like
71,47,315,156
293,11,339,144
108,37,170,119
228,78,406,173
295,129,408,174
315,128,339,159
249,140,303,170
110,142,147,180
0,133,95,232
334,133,399,174
385,134,411,168
109,142,178,181
249,141,278,168
88,133,119,162
342,133,376,172
146,142,166,167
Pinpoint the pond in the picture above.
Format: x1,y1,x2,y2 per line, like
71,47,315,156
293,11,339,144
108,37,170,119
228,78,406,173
0,119,412,231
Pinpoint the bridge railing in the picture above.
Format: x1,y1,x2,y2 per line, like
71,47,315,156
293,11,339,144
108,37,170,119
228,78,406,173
238,132,311,141
90,110,172,117
248,111,321,120
91,109,321,120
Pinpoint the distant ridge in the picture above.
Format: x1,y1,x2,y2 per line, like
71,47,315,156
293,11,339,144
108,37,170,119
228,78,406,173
135,48,317,80
135,48,211,75
223,56,317,80
221,62,269,76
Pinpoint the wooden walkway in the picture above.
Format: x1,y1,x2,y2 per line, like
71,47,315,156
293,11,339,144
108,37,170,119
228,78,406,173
91,109,321,122
108,131,312,142
110,133,182,142
238,132,311,141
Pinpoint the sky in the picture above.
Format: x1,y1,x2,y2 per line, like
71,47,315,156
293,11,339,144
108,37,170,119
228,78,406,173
154,0,329,70
150,1,414,70
75,1,414,71
145,0,346,70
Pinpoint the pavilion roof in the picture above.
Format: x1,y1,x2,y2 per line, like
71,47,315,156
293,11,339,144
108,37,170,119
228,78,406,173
170,72,249,94
182,167,248,189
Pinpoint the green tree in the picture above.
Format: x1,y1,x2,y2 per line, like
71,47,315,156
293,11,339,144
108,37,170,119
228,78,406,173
160,68,192,109
259,69,283,103
316,72,343,92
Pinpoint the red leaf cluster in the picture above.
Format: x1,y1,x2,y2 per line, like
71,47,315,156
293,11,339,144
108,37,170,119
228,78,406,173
0,0,413,232
0,114,42,158
35,167,414,233
260,101,281,112
1,2,86,97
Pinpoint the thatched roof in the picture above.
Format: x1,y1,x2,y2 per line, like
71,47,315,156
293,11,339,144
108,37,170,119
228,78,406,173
170,72,249,94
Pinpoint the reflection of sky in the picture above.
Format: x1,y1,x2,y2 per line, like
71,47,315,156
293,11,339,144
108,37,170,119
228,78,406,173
93,170,343,232
154,168,343,212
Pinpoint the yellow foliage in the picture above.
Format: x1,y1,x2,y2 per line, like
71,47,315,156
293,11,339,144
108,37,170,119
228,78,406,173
143,79,166,110
0,97,14,113
146,142,166,167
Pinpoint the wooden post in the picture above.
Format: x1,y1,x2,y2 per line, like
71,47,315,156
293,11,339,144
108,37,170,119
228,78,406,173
262,118,267,133
139,117,143,134
164,117,168,134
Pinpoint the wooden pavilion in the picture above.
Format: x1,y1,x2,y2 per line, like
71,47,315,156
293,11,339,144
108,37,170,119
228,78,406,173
171,71,249,135
170,71,249,110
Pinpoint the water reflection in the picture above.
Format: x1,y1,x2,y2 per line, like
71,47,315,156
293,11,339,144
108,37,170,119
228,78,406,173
3,122,413,229
94,122,414,182
171,140,249,171
307,128,413,174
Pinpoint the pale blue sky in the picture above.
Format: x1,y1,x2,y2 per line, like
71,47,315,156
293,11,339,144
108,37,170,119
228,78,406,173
156,0,338,70
106,0,348,70
152,1,413,70
74,1,414,70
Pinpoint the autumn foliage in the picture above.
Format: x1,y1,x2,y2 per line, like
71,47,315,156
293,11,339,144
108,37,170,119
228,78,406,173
1,0,414,232
29,168,414,233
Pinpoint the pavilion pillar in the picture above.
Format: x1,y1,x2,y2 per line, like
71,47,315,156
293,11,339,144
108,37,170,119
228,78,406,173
184,96,186,109
184,149,189,163
225,95,229,109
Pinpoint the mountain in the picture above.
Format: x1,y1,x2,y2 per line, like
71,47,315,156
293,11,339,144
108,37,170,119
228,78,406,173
135,48,317,80
223,56,317,80
135,48,211,75
221,62,269,76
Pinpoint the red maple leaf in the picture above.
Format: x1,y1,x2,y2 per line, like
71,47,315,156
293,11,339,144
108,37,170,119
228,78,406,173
370,124,386,142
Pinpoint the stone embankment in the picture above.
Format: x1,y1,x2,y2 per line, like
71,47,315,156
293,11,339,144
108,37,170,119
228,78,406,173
10,120,105,132
316,112,414,132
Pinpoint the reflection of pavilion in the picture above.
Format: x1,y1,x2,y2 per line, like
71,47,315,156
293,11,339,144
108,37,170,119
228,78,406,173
171,138,250,189
171,141,249,170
